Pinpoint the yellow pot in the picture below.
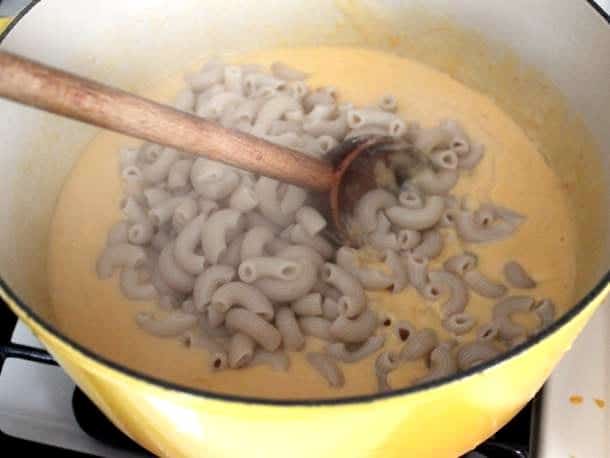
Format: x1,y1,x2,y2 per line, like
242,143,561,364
0,1,608,457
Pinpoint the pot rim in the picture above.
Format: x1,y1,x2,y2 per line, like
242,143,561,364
0,0,608,408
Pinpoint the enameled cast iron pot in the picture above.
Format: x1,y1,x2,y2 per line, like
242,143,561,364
0,1,608,457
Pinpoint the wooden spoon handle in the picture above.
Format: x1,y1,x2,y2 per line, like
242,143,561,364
0,51,334,191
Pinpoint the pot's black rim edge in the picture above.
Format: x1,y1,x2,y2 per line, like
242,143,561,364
0,0,40,42
0,0,608,408
586,0,610,22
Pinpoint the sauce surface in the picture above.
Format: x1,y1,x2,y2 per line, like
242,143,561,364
48,47,576,399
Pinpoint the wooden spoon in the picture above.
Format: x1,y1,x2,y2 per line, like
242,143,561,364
0,51,414,243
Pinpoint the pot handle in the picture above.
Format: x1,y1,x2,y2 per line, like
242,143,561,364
0,342,57,366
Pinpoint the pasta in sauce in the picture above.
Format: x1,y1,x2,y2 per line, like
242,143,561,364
49,47,576,399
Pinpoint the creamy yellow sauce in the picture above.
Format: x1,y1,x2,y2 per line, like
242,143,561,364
48,47,576,399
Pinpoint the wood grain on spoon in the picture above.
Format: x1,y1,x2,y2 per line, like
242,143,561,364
0,51,334,191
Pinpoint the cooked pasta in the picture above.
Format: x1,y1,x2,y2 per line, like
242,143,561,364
142,147,179,184
476,322,500,342
181,329,228,370
151,257,173,296
200,209,244,264
322,263,367,318
168,159,194,192
135,311,198,338
457,341,500,371
453,205,524,243
375,351,399,392
302,114,349,139
306,352,345,388
287,224,334,260
229,182,259,212
503,261,537,289
222,65,243,94
139,143,162,163
303,89,335,111
193,265,236,311
96,243,147,279
228,333,256,369
127,220,154,245
411,229,443,259
532,298,555,329
429,149,458,170
400,328,438,361
280,185,308,215
347,108,393,128
238,257,301,283
405,252,429,291
206,306,226,328
458,143,485,170
122,197,148,223
254,246,320,302
418,346,458,383
119,268,157,301
122,175,145,202
187,58,224,91
397,229,422,251
158,294,181,311
292,293,323,316
197,170,241,200
444,252,506,298
199,313,230,339
295,206,327,237
181,298,197,314
255,177,295,227
158,243,195,293
106,221,130,246
336,247,393,291
385,195,445,230
299,316,333,341
378,94,397,112
119,146,139,169
354,189,398,233
424,271,469,318
218,233,246,268
492,296,535,340
198,199,219,218
210,281,274,320
463,270,507,299
149,196,187,227
344,125,388,140
329,309,377,343
322,297,340,321
398,184,424,210
383,250,408,293
443,253,477,276
240,225,276,260
412,168,459,195
442,120,471,156
225,308,282,352
252,95,302,136
173,197,198,231
443,312,476,335
173,214,207,275
276,307,305,351
325,335,385,363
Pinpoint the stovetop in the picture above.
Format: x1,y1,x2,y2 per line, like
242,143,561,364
0,302,540,458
